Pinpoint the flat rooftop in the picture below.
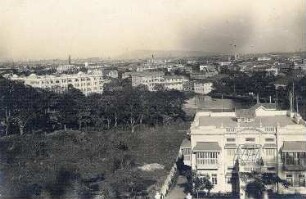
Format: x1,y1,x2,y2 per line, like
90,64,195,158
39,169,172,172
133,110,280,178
196,103,305,128
198,115,297,128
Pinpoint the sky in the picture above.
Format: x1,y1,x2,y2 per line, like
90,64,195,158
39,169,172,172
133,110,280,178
0,0,305,60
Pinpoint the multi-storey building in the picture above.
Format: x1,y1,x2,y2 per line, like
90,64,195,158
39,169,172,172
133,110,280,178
131,71,188,91
56,64,80,73
193,81,213,95
102,68,119,79
131,71,165,91
9,70,107,96
163,76,188,91
182,103,306,198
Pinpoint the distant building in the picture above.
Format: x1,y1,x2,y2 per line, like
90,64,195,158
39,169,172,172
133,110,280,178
182,103,306,196
183,81,194,92
258,56,272,61
265,67,279,76
190,71,218,80
56,65,79,73
103,68,119,79
218,61,232,66
131,71,188,91
190,66,218,80
131,71,165,91
294,63,306,71
163,76,188,91
9,70,107,96
193,81,213,95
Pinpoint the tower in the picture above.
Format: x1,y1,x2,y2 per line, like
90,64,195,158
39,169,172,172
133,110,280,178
68,55,71,65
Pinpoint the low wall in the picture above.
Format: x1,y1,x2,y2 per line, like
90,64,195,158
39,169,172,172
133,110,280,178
158,150,182,198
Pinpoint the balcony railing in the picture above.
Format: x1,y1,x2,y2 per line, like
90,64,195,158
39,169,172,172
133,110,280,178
196,163,219,169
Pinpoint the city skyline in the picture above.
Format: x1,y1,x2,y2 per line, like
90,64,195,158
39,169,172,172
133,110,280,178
0,0,305,60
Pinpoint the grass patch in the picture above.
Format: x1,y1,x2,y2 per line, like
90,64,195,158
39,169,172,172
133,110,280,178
0,122,189,198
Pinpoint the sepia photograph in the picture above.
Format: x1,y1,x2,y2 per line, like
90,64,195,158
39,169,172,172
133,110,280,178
0,0,306,198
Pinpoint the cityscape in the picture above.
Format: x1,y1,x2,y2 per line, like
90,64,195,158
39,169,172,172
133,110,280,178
0,0,306,199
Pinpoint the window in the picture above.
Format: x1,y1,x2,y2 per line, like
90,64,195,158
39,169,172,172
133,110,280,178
227,149,236,156
285,153,295,165
226,128,235,132
283,152,306,166
182,148,191,161
246,138,255,142
226,176,232,184
182,148,191,155
196,152,219,165
265,149,275,156
299,175,306,187
265,138,275,142
286,174,293,185
265,127,275,132
212,174,217,185
226,138,235,142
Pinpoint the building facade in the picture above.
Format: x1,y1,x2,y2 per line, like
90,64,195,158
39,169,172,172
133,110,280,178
182,104,306,198
131,71,188,91
193,81,213,95
9,70,107,96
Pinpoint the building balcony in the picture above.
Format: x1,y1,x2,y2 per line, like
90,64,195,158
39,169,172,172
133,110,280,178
196,163,220,170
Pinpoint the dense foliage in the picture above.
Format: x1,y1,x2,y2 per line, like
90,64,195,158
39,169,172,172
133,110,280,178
212,71,306,116
0,76,187,136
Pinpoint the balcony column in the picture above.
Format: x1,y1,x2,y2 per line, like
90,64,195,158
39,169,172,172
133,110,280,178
294,152,299,165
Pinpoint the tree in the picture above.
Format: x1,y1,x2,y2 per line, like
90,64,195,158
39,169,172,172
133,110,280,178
242,172,290,199
192,173,213,198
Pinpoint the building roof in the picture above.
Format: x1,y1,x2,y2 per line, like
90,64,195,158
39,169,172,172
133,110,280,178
282,141,306,152
251,103,277,110
193,142,221,152
181,138,191,148
224,144,237,149
236,109,255,118
198,115,296,128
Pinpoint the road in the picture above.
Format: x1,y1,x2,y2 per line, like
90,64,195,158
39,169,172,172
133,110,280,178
166,175,188,199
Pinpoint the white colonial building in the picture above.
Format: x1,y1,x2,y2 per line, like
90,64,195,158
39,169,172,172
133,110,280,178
131,71,188,91
182,103,306,198
194,81,213,95
9,70,108,96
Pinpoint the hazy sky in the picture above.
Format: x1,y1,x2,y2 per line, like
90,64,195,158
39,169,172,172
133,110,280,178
0,0,305,59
